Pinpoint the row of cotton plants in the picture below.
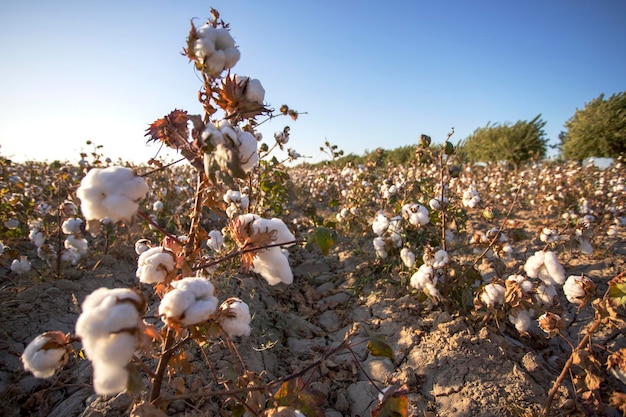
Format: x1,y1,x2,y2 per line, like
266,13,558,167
288,141,626,412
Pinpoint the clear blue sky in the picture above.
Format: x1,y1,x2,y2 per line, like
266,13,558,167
1,0,624,164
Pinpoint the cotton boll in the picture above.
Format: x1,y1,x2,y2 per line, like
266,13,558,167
10,257,31,274
410,264,440,300
372,212,389,236
543,251,565,285
400,247,415,268
387,216,403,248
563,275,595,306
402,203,429,226
535,284,557,306
74,288,144,395
607,224,619,237
480,283,505,308
76,166,148,224
61,218,83,235
218,298,252,337
65,235,88,255
29,229,45,248
373,237,388,259
136,247,176,284
509,309,534,334
252,247,293,285
507,274,533,293
159,277,218,326
22,332,69,378
134,239,152,255
92,362,129,395
152,200,164,212
432,250,449,269
207,230,224,251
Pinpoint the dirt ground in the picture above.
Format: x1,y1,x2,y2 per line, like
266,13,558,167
1,215,625,416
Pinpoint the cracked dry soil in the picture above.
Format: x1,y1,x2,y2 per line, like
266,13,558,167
1,228,625,417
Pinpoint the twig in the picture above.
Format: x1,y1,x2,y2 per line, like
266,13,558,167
160,325,359,403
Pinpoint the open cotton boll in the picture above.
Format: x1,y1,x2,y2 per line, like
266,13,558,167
373,237,388,259
400,247,415,268
218,298,252,337
372,211,389,236
252,246,293,285
432,250,449,269
92,362,130,395
507,274,533,293
75,288,144,395
65,235,88,255
159,278,218,326
509,309,534,334
524,250,565,286
563,275,595,306
76,166,148,223
10,257,31,274
234,75,265,104
22,332,69,378
136,247,176,284
29,229,45,248
542,251,566,285
387,216,403,248
76,288,145,339
61,218,83,235
207,230,224,251
480,283,505,308
535,283,557,306
401,203,429,226
194,26,240,75
410,264,440,300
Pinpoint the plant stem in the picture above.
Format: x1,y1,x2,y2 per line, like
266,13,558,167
149,327,176,404
542,311,603,415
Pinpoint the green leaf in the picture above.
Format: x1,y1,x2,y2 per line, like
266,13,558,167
305,227,337,256
608,279,626,307
367,334,394,360
372,387,408,417
273,377,325,417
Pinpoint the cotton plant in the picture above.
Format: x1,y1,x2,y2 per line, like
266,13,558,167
18,8,318,412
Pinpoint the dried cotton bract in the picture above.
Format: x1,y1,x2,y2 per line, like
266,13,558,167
159,278,218,326
75,288,146,395
22,331,70,378
76,166,148,233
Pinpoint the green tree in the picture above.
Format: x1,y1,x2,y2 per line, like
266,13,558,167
459,115,547,167
560,92,626,160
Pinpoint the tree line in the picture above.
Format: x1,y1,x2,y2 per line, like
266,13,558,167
311,91,625,168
